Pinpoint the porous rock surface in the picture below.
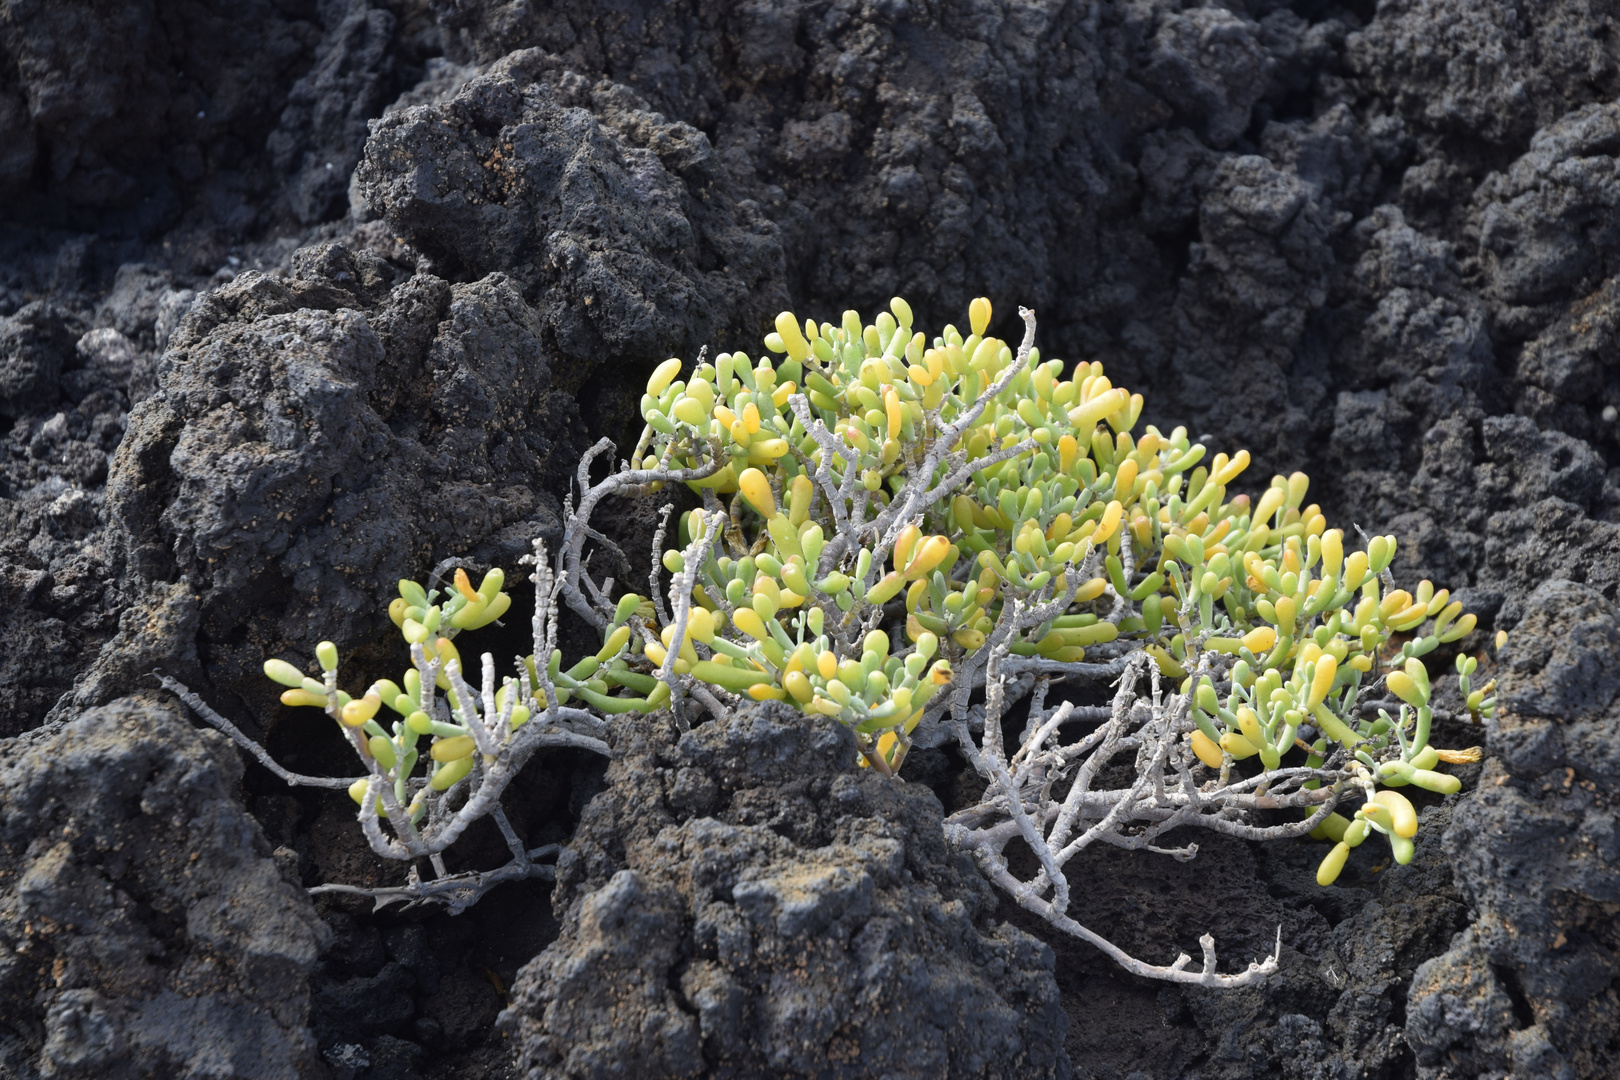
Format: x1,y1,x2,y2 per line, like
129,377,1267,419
51,59,789,734
0,0,1619,1076
0,0,430,225
503,703,1069,1079
0,695,327,1079
1406,580,1620,1080
355,49,789,359
87,240,585,719
0,0,427,738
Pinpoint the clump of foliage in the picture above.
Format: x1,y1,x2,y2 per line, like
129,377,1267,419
162,554,620,911
166,297,1492,984
638,299,1488,895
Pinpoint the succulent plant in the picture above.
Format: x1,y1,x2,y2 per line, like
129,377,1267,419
631,297,1488,893
162,295,1492,979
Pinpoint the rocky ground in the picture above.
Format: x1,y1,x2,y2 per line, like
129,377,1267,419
1,1,1617,1077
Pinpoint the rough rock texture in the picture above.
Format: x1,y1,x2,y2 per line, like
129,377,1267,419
355,50,789,360
74,240,591,722
58,52,797,725
2,0,1620,1075
0,0,317,215
268,0,405,226
1345,0,1620,151
504,704,1069,1079
1405,580,1620,1080
34,43,796,730
0,299,136,736
433,0,1139,372
0,696,327,1078
0,0,434,232
0,0,433,737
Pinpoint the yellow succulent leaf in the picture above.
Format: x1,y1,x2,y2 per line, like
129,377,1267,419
1190,729,1224,768
1372,789,1419,838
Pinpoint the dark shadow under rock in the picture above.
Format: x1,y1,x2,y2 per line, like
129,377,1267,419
1018,797,1474,1080
0,694,328,1079
503,703,1070,1079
